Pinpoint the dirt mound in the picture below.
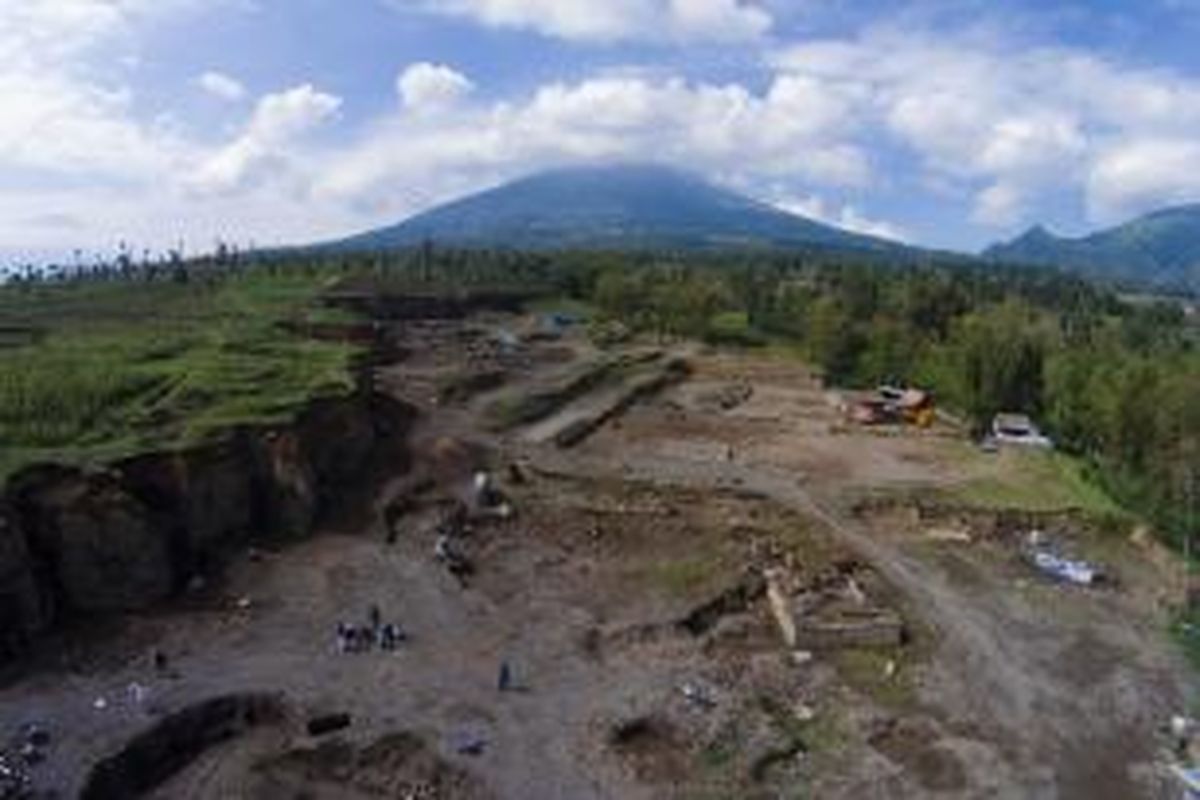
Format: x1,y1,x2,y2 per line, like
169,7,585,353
869,717,967,792
253,732,494,799
81,693,286,799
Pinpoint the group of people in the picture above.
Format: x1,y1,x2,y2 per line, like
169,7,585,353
430,470,519,585
335,605,407,654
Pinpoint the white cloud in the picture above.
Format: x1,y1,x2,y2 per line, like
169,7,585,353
972,183,1025,227
410,0,771,43
10,3,1200,261
665,0,772,42
191,84,341,195
315,73,871,222
197,70,246,101
0,1,215,70
771,28,1200,228
397,62,474,111
773,193,908,242
1087,139,1200,220
0,1,204,183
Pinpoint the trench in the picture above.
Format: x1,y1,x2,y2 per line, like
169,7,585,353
80,692,286,800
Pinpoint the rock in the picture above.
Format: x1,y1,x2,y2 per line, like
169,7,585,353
793,702,816,722
925,527,972,543
766,569,798,649
795,611,906,650
791,650,814,666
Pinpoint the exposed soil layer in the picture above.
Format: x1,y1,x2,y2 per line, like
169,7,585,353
252,732,496,799
0,390,417,664
81,692,285,800
325,284,535,321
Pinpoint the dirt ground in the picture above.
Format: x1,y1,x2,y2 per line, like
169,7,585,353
0,317,1195,799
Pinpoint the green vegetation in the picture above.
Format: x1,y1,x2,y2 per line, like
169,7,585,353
1171,609,1200,673
943,450,1126,516
0,266,358,478
986,206,1200,292
704,310,767,347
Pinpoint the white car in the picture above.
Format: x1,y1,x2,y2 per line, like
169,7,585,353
992,413,1054,448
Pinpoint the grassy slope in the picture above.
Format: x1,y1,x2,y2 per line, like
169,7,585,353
0,269,358,479
944,449,1126,517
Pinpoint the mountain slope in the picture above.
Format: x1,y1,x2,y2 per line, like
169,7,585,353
985,206,1200,289
328,164,905,254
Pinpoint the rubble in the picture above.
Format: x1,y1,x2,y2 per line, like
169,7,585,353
765,566,906,651
795,611,906,650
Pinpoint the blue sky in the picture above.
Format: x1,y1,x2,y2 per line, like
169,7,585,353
4,0,1200,263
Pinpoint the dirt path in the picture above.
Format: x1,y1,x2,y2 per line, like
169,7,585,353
521,443,1192,798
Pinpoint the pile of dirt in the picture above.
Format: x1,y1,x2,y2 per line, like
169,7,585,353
868,717,967,793
253,732,494,799
81,693,286,800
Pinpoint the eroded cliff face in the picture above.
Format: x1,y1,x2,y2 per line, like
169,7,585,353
0,390,416,663
0,500,50,659
20,470,174,614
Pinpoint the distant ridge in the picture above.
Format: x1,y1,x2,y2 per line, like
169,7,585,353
325,163,908,254
986,205,1200,290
